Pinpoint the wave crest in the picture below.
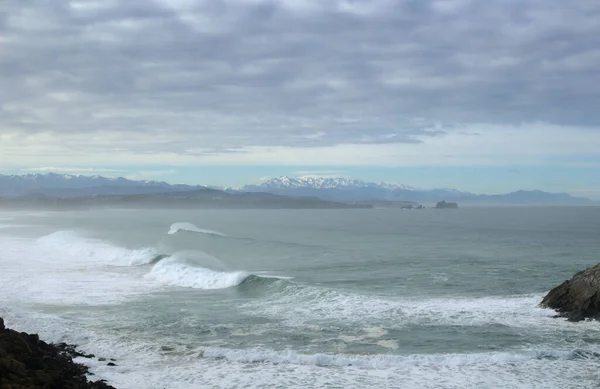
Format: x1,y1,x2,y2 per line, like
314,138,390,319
143,254,291,290
145,255,249,290
37,230,157,266
167,222,225,236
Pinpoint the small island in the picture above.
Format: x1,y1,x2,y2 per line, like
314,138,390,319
435,201,458,209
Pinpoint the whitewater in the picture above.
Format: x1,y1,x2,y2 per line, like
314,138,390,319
1,207,600,388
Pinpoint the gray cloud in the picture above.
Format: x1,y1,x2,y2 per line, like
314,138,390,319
1,0,599,155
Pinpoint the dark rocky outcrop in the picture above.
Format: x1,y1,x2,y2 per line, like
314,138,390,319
0,317,116,388
541,263,600,321
435,201,458,209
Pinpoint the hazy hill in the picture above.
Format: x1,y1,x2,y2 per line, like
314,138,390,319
0,173,199,198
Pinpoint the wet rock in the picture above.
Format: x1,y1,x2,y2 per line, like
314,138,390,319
55,342,95,359
0,317,118,388
541,263,600,321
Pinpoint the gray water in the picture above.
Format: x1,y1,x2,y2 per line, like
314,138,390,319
1,207,600,388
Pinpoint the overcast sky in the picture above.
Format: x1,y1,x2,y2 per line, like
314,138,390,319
1,0,599,196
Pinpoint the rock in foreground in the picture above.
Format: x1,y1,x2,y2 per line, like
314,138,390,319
541,263,600,321
0,317,116,389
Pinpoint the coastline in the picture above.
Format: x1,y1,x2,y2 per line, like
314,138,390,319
0,317,116,389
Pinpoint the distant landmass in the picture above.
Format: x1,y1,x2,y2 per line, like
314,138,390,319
0,190,371,210
0,174,370,210
435,201,458,209
0,173,199,198
245,176,594,205
0,173,594,207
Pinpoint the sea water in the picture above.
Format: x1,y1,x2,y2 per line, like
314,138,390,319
1,207,600,388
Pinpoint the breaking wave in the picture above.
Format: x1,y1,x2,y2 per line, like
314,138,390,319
200,346,600,368
143,252,291,291
145,254,249,290
167,222,225,237
37,230,158,266
148,254,171,265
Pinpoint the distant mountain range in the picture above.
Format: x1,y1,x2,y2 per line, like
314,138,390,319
0,189,370,210
244,176,593,205
0,173,201,198
0,173,594,206
0,174,368,209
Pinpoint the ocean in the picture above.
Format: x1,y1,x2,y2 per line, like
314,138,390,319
1,207,599,388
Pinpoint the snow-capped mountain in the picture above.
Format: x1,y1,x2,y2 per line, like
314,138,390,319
257,176,415,191
244,176,473,202
244,176,592,204
0,173,592,205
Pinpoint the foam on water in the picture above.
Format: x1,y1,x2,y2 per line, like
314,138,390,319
377,339,399,349
145,255,249,290
0,231,158,305
200,345,600,368
167,222,225,236
37,230,158,266
2,209,600,389
108,355,600,389
242,281,569,330
3,307,599,389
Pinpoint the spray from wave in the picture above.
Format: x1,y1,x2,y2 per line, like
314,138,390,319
167,222,225,237
143,251,291,291
145,254,249,290
37,230,158,266
0,231,160,305
23,230,286,292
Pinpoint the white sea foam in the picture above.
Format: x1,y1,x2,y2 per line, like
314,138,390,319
2,209,600,389
363,327,388,338
242,283,589,332
104,353,600,389
377,340,399,349
167,222,225,236
2,303,600,389
0,232,157,305
253,271,294,280
200,346,591,368
145,255,249,290
37,230,157,266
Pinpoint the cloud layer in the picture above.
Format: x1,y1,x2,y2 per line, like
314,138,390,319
1,0,599,165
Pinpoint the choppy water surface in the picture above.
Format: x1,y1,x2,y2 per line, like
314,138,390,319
1,207,600,388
